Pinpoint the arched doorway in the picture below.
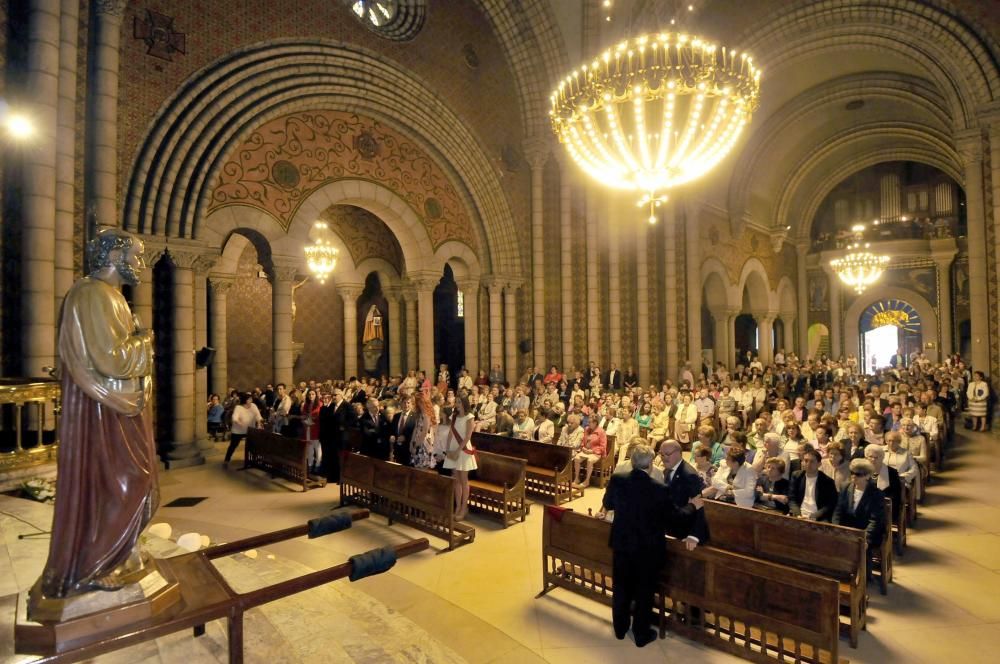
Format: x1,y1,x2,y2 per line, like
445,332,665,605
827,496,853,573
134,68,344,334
808,323,830,360
859,299,922,373
433,264,464,387
734,314,758,364
358,273,389,378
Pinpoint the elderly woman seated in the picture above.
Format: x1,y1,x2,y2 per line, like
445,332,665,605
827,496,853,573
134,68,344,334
559,413,584,450
885,429,920,498
511,409,535,440
755,457,790,514
821,440,851,492
703,448,758,507
691,446,717,486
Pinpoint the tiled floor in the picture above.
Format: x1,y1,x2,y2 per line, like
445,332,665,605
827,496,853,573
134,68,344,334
2,428,999,663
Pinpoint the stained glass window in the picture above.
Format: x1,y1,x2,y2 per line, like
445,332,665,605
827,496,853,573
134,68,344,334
351,0,398,28
344,1,424,40
456,290,465,318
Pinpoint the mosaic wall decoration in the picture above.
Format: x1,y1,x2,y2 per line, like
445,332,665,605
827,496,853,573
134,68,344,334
702,221,797,289
227,244,273,389
211,110,478,252
293,280,345,382
321,204,405,275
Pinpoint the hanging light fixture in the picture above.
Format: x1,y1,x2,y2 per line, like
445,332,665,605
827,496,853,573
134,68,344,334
304,221,339,284
550,31,761,223
830,224,890,294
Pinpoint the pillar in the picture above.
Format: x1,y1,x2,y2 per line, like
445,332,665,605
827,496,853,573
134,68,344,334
796,243,809,356
85,0,127,230
404,286,418,374
663,204,679,379
636,223,651,384
208,276,234,398
338,283,363,379
559,159,574,369
193,256,215,445
413,277,436,378
485,277,504,373
607,205,622,369
21,0,61,377
755,312,777,366
879,172,902,222
780,313,796,357
711,310,732,371
957,131,989,373
525,143,548,368
504,281,520,381
132,245,164,334
685,203,703,366
166,250,202,468
458,278,480,376
930,241,958,359
271,264,298,387
385,287,403,377
586,187,602,365
824,268,843,359
54,0,78,314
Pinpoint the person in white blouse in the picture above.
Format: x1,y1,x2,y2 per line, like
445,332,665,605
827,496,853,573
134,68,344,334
512,409,535,440
559,413,584,450
704,448,757,507
599,406,622,439
457,369,474,392
885,430,921,499
967,370,990,431
530,407,555,443
674,393,698,443
477,393,497,431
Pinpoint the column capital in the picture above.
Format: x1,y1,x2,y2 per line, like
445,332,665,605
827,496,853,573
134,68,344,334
271,263,300,282
208,274,235,294
336,282,365,301
167,249,200,270
482,275,506,294
192,255,218,276
405,271,439,292
503,278,524,294
710,307,741,320
522,137,552,170
383,284,403,302
955,128,984,164
456,278,480,293
751,311,779,322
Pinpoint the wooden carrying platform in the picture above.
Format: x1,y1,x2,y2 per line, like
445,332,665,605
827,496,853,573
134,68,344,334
15,509,428,663
471,432,581,504
340,453,476,551
244,429,326,491
701,501,868,648
468,450,528,527
537,508,845,664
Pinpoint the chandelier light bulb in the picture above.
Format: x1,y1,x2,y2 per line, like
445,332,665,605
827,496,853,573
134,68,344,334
4,112,35,140
830,224,890,294
305,221,338,284
550,31,761,223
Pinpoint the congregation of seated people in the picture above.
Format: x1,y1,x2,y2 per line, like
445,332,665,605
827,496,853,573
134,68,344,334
208,349,987,575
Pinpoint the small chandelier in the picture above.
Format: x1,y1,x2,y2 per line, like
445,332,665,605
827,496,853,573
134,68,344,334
304,221,339,284
830,224,890,294
550,32,761,223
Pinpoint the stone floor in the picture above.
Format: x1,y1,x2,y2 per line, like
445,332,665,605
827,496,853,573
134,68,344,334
2,428,1000,663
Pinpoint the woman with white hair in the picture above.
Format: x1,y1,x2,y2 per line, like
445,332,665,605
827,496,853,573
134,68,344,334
704,448,757,508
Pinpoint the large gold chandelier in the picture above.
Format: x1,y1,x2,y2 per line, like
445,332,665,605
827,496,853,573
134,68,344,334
305,221,339,284
550,32,761,222
830,224,890,294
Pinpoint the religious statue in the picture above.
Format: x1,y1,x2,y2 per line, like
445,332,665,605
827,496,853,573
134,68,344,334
362,304,385,373
29,228,158,618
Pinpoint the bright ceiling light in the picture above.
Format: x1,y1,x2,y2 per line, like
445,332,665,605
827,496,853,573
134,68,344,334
4,112,35,140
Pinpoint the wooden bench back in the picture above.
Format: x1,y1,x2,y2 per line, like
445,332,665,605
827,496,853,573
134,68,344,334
475,451,527,490
703,500,865,584
540,509,841,664
343,453,453,514
472,432,572,471
247,429,308,466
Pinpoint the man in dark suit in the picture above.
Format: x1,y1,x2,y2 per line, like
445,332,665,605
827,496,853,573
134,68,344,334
597,445,704,647
657,439,709,541
606,364,623,393
864,444,904,529
833,458,887,579
788,448,838,521
319,388,355,482
389,396,417,466
526,366,544,389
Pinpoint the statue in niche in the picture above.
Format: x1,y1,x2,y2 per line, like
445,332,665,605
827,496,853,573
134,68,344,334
362,304,385,373
29,229,159,619
809,275,828,312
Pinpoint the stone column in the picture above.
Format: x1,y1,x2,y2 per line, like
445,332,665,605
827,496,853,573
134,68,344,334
132,244,164,334
504,281,520,381
662,205,679,379
404,286,418,374
208,276,234,397
685,203,703,367
796,243,809,356
559,159,574,369
21,0,61,377
271,264,298,387
385,287,403,377
957,131,990,373
54,0,79,314
780,313,796,356
823,267,843,359
192,256,215,446
86,0,127,230
525,143,548,368
586,187,602,365
755,312,777,366
166,250,201,468
338,283,363,379
413,277,437,378
458,278,480,376
636,223,651,384
711,310,731,371
930,240,958,359
607,207,623,369
485,277,504,373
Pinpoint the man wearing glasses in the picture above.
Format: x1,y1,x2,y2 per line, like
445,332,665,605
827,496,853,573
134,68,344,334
658,440,709,542
833,458,887,580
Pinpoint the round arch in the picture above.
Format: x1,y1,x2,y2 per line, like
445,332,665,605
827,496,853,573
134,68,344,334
843,285,940,363
737,258,773,314
700,256,738,310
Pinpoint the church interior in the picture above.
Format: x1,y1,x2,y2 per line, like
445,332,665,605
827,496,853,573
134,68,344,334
2,0,1000,662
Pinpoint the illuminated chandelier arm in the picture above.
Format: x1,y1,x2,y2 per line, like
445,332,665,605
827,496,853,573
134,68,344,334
667,92,706,173
677,98,730,175
633,94,653,172
579,112,629,177
653,92,676,172
604,103,642,178
568,118,630,189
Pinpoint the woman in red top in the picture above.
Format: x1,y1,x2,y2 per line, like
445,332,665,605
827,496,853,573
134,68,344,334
302,389,322,473
543,365,563,386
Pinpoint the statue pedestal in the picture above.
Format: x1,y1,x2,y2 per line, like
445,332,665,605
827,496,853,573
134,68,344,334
15,560,181,655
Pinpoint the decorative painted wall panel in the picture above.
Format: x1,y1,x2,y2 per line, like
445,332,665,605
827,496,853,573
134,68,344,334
227,244,273,389
321,204,405,275
293,281,345,383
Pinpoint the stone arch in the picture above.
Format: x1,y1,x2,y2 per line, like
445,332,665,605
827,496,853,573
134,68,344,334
121,39,518,274
843,285,940,362
735,0,1000,129
776,276,797,317
701,257,737,311
737,258,772,314
433,241,483,282
352,257,401,289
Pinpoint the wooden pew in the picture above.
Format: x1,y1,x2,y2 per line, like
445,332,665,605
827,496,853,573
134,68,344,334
244,429,326,492
591,435,616,488
871,497,894,595
340,453,475,551
537,508,842,664
472,432,581,504
702,501,867,648
468,451,528,527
